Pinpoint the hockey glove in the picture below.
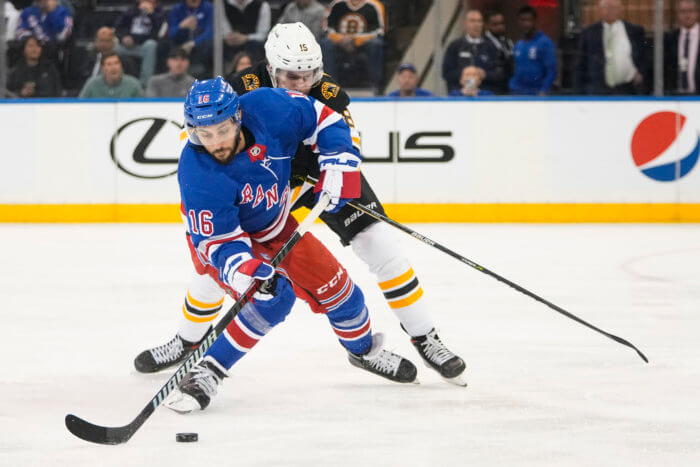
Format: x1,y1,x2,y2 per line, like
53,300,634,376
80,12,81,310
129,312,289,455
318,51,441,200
314,152,361,213
227,258,275,296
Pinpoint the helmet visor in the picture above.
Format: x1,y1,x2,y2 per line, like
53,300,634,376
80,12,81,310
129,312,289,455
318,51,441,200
273,68,323,94
187,118,240,147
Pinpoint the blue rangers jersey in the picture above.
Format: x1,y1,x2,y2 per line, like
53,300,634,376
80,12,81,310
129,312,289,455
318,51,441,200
178,87,360,285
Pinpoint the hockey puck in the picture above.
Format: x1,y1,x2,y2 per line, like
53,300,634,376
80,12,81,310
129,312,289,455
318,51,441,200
176,432,198,443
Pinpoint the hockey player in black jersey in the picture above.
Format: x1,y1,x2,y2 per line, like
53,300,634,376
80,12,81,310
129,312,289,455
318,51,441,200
135,22,466,386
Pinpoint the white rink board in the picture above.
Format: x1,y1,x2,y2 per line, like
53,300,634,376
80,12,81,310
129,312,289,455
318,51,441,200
2,99,700,204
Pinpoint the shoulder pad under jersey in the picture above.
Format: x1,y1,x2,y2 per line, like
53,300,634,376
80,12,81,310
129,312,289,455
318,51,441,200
227,61,272,95
309,74,351,113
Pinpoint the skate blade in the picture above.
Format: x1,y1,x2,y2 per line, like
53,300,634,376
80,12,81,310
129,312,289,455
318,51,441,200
164,390,200,414
442,374,467,387
423,362,467,387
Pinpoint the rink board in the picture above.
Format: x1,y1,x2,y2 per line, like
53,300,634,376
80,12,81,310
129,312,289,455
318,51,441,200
2,98,700,221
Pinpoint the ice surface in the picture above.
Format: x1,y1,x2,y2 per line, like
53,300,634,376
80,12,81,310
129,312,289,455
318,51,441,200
1,223,699,466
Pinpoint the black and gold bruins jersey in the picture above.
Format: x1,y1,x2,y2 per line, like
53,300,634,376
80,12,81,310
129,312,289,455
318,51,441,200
225,60,382,246
226,61,351,115
326,0,385,38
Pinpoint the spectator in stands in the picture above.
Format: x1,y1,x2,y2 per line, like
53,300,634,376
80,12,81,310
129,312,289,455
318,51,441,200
221,0,271,63
168,0,214,77
79,52,143,98
387,63,433,97
509,6,556,95
484,11,513,93
146,47,194,97
230,50,252,73
442,9,504,94
114,0,165,87
448,65,493,97
7,35,62,97
79,27,139,85
4,2,20,41
575,0,648,94
277,0,326,40
322,0,385,92
665,0,700,94
16,0,72,44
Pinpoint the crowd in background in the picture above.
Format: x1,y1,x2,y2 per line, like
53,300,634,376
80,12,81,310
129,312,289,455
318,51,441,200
1,0,700,98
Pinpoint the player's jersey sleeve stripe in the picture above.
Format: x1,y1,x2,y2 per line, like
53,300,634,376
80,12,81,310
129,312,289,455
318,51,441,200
197,228,251,263
303,101,344,148
221,252,254,285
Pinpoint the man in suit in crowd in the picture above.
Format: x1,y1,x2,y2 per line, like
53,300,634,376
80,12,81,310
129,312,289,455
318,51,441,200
484,10,513,93
575,0,649,94
442,9,505,94
665,0,700,94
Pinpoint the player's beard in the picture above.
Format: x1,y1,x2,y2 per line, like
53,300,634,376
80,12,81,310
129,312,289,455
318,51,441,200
212,126,242,165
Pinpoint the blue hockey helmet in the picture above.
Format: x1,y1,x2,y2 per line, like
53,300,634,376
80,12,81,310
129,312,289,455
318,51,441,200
184,77,242,144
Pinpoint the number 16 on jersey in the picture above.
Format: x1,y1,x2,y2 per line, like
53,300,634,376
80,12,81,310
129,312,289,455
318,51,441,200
188,209,214,236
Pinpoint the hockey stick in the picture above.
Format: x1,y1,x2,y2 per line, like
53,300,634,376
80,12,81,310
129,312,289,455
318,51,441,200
298,175,648,363
65,193,331,445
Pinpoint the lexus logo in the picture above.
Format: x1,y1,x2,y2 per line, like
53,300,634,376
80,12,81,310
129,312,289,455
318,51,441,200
110,117,183,179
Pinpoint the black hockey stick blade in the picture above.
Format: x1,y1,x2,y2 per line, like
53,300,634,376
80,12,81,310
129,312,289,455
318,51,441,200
65,414,139,445
64,194,331,445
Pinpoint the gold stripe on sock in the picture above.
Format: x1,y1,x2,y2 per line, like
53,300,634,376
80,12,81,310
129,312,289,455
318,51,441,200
182,305,219,323
387,288,424,309
186,291,224,310
378,268,415,291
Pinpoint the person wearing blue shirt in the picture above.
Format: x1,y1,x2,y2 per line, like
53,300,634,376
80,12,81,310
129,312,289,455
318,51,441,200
509,6,557,95
387,63,433,97
16,0,73,45
168,0,214,76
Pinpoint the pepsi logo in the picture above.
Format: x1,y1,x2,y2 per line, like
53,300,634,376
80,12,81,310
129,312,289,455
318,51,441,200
631,111,700,182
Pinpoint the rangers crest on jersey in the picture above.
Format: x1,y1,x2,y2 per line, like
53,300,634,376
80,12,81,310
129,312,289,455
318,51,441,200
248,144,266,163
242,74,261,91
322,82,340,100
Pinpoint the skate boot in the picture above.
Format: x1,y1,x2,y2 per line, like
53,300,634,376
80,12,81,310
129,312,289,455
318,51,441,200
164,356,228,413
348,333,418,384
409,328,467,386
134,329,210,373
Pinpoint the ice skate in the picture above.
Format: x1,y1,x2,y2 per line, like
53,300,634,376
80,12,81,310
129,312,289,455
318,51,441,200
348,333,418,384
410,328,467,386
134,330,209,373
164,357,228,413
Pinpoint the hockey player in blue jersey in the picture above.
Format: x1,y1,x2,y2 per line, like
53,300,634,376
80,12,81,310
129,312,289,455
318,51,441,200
164,77,418,412
135,22,466,387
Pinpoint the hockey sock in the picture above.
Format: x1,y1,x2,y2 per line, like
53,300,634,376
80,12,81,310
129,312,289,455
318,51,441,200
178,290,225,343
205,303,267,369
377,267,433,337
205,275,295,370
178,273,226,343
327,302,372,355
351,222,434,337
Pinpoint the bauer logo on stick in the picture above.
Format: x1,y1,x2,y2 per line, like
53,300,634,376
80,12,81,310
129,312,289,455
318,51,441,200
631,111,700,182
